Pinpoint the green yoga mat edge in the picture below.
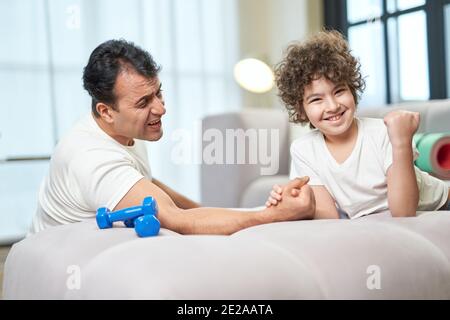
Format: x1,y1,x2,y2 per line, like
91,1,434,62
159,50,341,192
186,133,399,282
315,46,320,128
414,133,450,173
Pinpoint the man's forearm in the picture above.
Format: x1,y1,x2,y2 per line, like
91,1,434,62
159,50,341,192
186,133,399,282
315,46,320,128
170,194,200,210
152,178,200,209
387,147,419,217
162,198,315,235
117,177,314,235
162,207,273,235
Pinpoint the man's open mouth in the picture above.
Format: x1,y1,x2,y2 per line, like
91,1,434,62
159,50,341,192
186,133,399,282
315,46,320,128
324,110,345,122
148,119,161,126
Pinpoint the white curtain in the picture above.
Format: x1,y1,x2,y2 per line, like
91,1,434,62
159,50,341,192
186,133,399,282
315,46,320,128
0,0,241,241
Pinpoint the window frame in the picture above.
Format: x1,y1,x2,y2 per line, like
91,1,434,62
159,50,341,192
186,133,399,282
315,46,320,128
324,0,449,104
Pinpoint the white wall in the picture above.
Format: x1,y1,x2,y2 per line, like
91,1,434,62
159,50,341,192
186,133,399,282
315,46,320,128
237,0,323,109
237,0,324,139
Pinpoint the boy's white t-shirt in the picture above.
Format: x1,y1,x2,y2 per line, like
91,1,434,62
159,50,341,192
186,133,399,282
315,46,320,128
290,117,448,219
30,113,152,234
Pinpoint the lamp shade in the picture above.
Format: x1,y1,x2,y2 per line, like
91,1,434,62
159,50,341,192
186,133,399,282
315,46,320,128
233,58,274,93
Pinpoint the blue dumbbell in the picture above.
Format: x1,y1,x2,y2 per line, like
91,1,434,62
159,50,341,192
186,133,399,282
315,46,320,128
96,196,158,229
132,198,160,237
123,197,158,228
134,214,160,237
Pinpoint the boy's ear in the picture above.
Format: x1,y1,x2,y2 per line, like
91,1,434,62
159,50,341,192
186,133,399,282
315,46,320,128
296,103,307,121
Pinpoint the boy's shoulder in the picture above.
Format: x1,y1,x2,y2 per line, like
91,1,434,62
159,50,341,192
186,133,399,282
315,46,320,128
357,117,391,154
358,116,385,128
358,117,388,136
290,129,322,152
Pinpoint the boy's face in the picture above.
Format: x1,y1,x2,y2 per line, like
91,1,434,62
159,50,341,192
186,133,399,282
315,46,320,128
302,77,356,139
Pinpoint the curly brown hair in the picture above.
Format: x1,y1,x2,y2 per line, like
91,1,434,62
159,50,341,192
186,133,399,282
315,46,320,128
274,30,366,125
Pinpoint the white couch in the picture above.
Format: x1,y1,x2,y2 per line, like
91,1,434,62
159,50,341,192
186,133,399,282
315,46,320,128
3,211,450,299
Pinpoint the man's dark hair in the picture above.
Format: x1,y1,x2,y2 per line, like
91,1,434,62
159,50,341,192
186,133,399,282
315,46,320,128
83,39,161,117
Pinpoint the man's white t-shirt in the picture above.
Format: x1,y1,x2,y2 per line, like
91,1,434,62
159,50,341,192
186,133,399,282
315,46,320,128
290,117,448,219
30,113,152,234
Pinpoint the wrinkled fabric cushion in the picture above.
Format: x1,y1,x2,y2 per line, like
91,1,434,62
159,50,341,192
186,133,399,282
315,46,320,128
3,212,450,299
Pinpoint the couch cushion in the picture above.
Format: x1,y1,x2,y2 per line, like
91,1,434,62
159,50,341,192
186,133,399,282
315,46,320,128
4,212,450,299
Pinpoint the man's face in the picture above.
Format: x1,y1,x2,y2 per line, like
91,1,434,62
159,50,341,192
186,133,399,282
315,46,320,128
109,68,166,145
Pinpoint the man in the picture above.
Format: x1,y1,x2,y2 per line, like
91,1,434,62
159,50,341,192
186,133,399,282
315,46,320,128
30,39,315,235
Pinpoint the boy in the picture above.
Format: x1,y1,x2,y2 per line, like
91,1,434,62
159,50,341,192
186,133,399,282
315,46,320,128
266,30,450,219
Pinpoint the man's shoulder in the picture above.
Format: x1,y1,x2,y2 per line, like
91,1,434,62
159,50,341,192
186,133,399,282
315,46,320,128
53,115,125,163
57,114,97,144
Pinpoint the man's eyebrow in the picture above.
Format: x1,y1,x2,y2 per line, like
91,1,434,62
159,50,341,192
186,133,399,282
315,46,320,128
134,82,162,105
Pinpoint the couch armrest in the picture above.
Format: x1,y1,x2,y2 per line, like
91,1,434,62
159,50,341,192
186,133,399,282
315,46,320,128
239,174,291,208
201,109,290,207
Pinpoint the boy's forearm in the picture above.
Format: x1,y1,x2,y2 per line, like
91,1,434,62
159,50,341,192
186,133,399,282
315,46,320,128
387,146,419,217
313,205,340,219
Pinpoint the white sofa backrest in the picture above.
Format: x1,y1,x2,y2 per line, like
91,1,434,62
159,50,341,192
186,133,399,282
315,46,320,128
201,108,290,207
357,99,450,133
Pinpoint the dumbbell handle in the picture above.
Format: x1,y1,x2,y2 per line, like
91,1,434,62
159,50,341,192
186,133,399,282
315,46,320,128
96,196,157,230
108,205,146,223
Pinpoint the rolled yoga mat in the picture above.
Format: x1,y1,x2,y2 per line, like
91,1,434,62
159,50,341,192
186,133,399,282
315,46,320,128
413,133,450,180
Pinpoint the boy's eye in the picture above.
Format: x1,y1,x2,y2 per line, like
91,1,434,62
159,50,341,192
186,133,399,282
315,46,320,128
310,98,321,104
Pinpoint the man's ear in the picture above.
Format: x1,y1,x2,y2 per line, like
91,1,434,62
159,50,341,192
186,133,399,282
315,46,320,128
96,102,114,124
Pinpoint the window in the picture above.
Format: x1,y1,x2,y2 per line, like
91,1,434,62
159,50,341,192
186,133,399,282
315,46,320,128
446,3,450,96
348,19,387,106
387,10,429,102
324,0,449,107
0,0,240,241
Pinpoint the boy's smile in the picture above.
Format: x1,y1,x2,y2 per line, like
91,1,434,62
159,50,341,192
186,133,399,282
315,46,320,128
323,110,346,122
303,77,357,142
